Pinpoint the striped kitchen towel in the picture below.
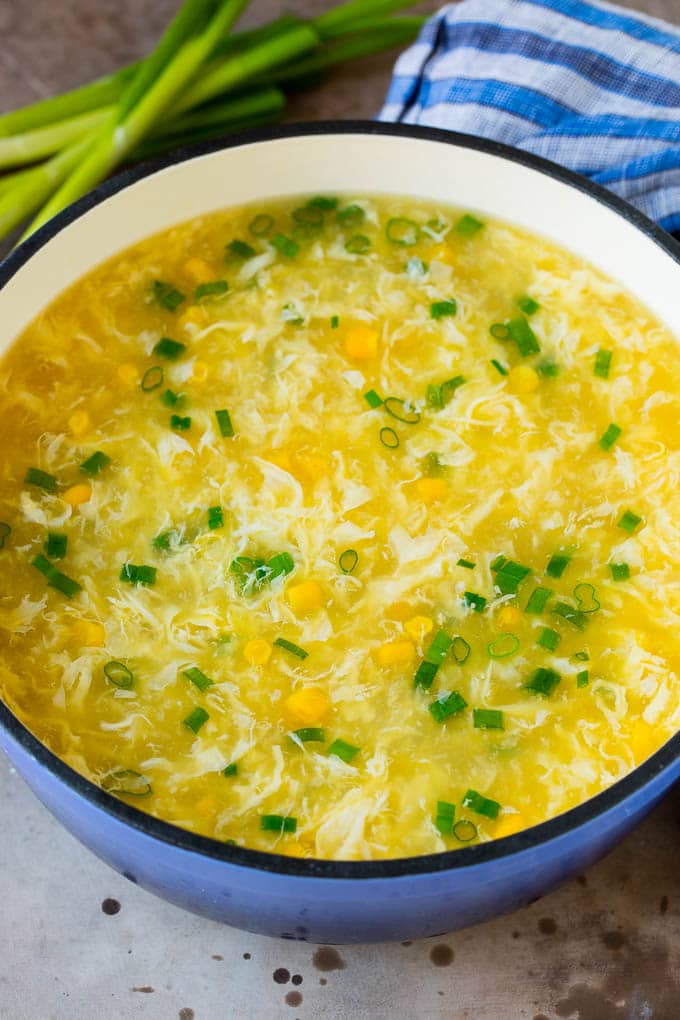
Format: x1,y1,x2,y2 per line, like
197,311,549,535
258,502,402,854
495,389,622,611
379,0,680,234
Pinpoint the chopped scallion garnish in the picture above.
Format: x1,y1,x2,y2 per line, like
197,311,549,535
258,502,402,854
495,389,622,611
328,739,359,763
609,562,630,581
516,295,540,316
225,239,256,261
473,708,504,730
492,558,531,595
25,467,57,492
260,814,297,833
379,426,399,449
32,554,81,598
274,637,308,660
80,450,111,476
330,315,339,329
194,280,228,302
152,529,177,551
427,375,465,409
552,601,587,630
345,234,371,254
490,323,510,340
222,762,238,777
337,204,364,228
183,706,209,734
414,660,439,689
270,233,299,258
599,422,622,451
457,557,475,570
425,630,453,664
161,388,182,407
293,728,325,743
215,408,234,438
182,666,213,692
463,591,486,613
406,256,428,277
267,551,295,579
0,522,11,549
594,348,612,379
153,337,186,360
338,548,358,574
525,586,553,614
429,690,467,723
104,661,133,689
508,317,541,356
572,651,590,662
487,633,520,659
455,213,485,237
170,414,191,431
120,563,157,586
490,358,508,376
207,505,224,530
453,819,478,843
386,216,420,246
249,213,274,238
524,666,561,696
102,770,151,797
435,800,456,835
141,365,164,391
363,389,382,408
546,552,571,579
430,299,457,319
421,451,444,476
452,636,471,664
618,510,642,534
153,280,185,312
45,532,67,559
536,360,559,378
576,670,590,687
383,397,420,424
538,627,561,652
462,788,500,819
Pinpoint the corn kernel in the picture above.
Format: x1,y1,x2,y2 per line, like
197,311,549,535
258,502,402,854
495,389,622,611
431,243,455,266
243,638,272,666
192,359,209,383
404,615,433,641
509,365,539,394
184,257,215,285
287,580,325,615
630,719,657,763
374,640,416,667
71,619,105,647
414,478,447,503
497,605,522,629
68,410,90,436
284,686,329,726
343,325,378,359
179,305,208,330
494,813,526,839
63,483,92,507
117,363,138,386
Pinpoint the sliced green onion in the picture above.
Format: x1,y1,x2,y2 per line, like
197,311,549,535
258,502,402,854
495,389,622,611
452,636,471,664
462,788,500,820
576,670,590,687
225,238,256,261
536,360,559,378
427,375,465,409
274,637,308,660
414,660,439,690
337,204,365,228
345,234,370,254
538,627,561,652
594,348,612,379
492,559,531,595
421,451,444,476
490,555,507,571
508,317,541,356
379,426,399,449
572,651,590,662
271,233,299,258
453,818,478,843
141,365,163,391
425,630,453,664
328,738,359,763
153,337,186,360
618,510,642,534
45,532,67,559
0,522,11,549
552,601,588,631
429,690,467,723
183,706,209,734
430,299,457,319
487,633,520,659
183,666,213,692
435,800,456,836
609,562,630,581
546,552,571,579
516,295,540,316
463,591,486,613
80,450,111,476
292,203,324,228
338,548,358,574
386,216,420,246
363,389,382,408
490,323,510,340
330,314,339,329
32,554,81,597
490,358,508,376
120,563,156,586
25,467,57,492
267,551,295,579
599,423,622,451
222,762,238,777
102,770,151,797
406,256,428,277
383,397,421,424
525,666,561,696
215,408,234,438
457,557,475,570
161,388,182,407
207,505,224,530
170,414,191,431
455,213,485,237
153,280,185,312
104,660,133,689
293,727,325,743
525,586,553,614
307,197,337,211
249,213,274,238
194,279,228,302
573,583,600,613
473,708,504,730
152,529,176,551
261,814,297,834
281,302,304,325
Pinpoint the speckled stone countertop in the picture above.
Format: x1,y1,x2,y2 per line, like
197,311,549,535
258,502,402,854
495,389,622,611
1,2,680,1018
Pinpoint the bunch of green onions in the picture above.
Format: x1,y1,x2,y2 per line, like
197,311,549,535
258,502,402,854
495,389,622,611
0,0,424,245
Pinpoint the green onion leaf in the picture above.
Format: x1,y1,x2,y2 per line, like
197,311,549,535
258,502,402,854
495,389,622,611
345,234,371,254
307,197,338,212
363,389,382,408
490,358,508,376
153,280,185,312
487,633,520,659
421,451,444,476
25,467,57,492
182,667,213,692
207,505,224,531
576,670,590,687
525,586,553,614
183,706,209,734
618,510,642,534
215,408,234,438
508,317,541,356
538,627,561,652
330,315,339,329
161,388,182,407
153,337,186,360
80,450,111,476
383,397,421,424
473,708,504,730
293,728,325,743
104,660,133,689
594,348,612,379
379,426,399,449
463,591,487,613
152,530,176,551
386,217,420,246
337,204,365,228
249,213,274,238
609,562,630,581
492,558,531,595
328,738,359,763
455,213,485,237
435,800,456,835
430,299,457,319
573,583,600,613
271,234,299,258
267,551,295,579
225,239,256,261
536,360,559,378
552,601,588,631
599,422,622,451
222,762,238,777
170,414,191,431
452,636,471,664
32,554,81,597
516,295,540,316
120,563,156,586
45,532,67,559
457,557,475,570
141,365,164,391
0,522,11,549
292,204,324,228
525,666,561,696
102,770,151,798
414,660,439,690
274,637,308,660
338,548,358,574
406,256,428,277
453,819,478,842
426,375,465,409
546,552,571,579
261,814,297,833
462,788,500,819
490,323,510,340
194,280,228,302
429,690,467,723
425,630,453,664
572,651,590,662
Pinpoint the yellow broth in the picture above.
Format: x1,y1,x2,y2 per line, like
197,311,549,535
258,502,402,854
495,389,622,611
0,195,679,860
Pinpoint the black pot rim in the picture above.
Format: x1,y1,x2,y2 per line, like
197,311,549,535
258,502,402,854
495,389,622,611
2,119,679,881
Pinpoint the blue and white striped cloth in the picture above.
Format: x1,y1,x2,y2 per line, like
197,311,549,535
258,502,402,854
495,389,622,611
379,0,680,234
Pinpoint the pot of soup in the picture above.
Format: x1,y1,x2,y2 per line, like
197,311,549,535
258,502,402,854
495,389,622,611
1,122,679,943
